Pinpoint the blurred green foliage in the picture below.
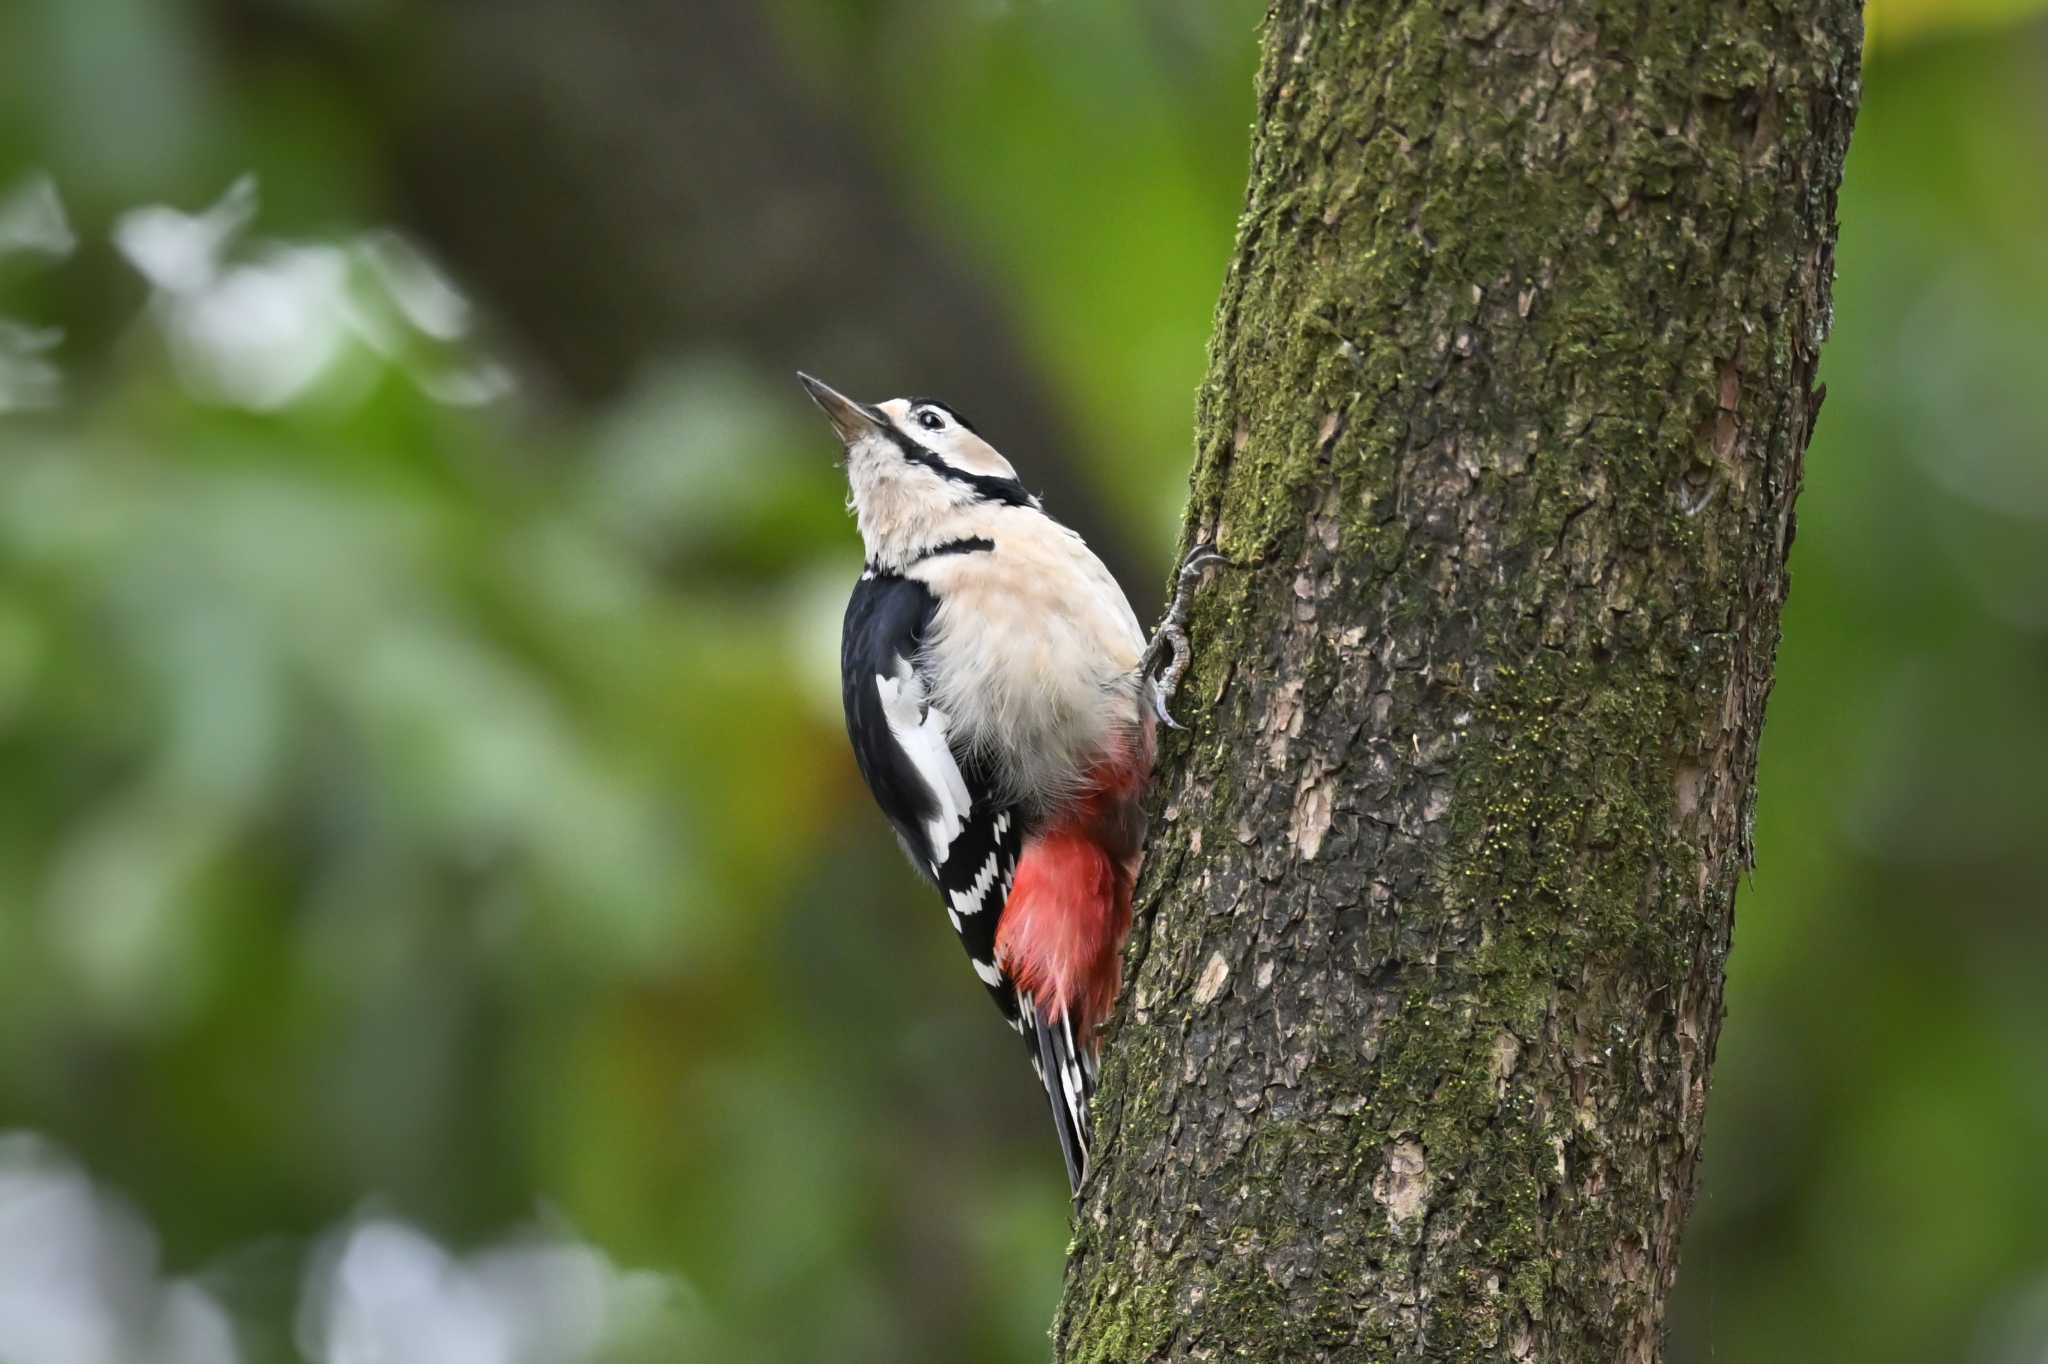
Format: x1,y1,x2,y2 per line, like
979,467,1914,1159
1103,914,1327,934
0,3,2044,1363
1671,24,2048,1364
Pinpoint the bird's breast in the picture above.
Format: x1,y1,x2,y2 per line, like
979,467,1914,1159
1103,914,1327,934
911,526,1147,809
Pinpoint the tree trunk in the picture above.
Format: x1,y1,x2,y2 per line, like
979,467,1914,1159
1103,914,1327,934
1057,2,1860,1360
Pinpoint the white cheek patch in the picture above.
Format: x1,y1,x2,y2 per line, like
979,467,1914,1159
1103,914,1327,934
874,656,972,861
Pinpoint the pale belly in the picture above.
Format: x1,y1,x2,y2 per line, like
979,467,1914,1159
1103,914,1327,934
913,524,1147,810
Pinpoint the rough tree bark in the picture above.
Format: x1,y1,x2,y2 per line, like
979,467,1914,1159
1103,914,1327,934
1058,2,1860,1361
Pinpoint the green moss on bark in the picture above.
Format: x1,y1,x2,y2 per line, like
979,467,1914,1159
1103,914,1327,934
1055,1,1861,1360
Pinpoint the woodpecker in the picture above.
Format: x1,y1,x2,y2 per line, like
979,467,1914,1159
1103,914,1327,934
800,372,1218,1194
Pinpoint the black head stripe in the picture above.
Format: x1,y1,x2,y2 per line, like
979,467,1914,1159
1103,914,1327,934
910,537,994,565
864,537,994,577
905,397,981,436
877,425,1035,508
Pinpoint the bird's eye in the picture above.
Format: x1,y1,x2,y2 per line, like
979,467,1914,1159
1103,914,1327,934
915,408,946,432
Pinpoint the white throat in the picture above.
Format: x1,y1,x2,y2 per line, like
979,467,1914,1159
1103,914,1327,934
847,437,984,572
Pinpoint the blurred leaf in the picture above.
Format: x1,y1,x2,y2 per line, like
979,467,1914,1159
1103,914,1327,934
1869,0,2048,49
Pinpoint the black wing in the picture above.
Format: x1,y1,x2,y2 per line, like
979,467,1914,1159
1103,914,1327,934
841,571,1029,1023
841,570,1098,1194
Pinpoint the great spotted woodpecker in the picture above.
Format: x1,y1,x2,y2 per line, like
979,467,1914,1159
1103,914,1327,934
800,373,1218,1194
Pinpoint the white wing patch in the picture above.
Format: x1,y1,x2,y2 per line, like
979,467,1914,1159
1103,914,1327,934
873,655,972,862
972,958,1004,988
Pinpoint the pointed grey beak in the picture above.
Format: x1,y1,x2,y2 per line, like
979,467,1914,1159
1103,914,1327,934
798,372,885,445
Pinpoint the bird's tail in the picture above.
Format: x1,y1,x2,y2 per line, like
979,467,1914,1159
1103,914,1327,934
1022,992,1095,1195
999,774,1142,1197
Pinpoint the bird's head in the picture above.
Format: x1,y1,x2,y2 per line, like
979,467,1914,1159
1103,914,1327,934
799,372,1038,569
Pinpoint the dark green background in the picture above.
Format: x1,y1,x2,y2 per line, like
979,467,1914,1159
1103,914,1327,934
1,3,2042,1361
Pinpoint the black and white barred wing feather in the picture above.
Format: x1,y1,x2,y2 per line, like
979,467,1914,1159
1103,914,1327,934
841,569,1094,1189
842,572,1019,994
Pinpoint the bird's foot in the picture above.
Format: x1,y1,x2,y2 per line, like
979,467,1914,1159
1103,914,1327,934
1142,544,1227,730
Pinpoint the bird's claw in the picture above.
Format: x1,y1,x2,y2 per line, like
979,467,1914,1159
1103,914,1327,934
1143,544,1226,730
1149,627,1190,730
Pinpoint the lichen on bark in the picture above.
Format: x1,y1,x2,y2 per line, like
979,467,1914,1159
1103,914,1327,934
1054,1,1862,1360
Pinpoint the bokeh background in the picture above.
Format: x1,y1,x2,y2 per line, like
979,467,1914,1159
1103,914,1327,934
0,2,2041,1361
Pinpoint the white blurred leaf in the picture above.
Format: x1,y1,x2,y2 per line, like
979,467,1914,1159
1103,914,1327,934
300,1214,682,1364
114,177,258,296
0,174,76,261
0,1135,238,1364
162,245,354,411
0,320,65,412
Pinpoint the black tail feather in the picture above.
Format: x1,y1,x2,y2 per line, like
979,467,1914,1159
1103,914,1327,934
1023,993,1093,1196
